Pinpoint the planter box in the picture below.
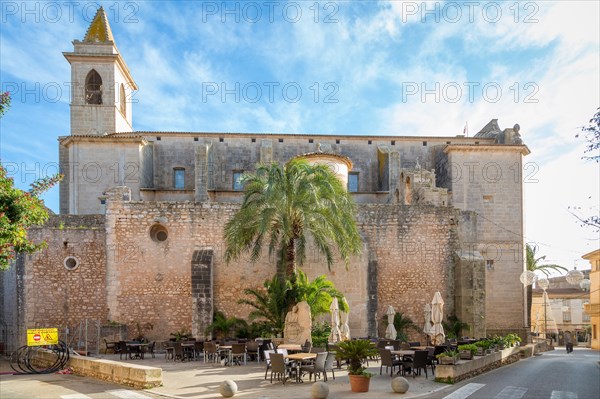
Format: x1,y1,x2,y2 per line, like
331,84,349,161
475,348,484,356
459,350,473,360
435,346,523,384
439,356,458,365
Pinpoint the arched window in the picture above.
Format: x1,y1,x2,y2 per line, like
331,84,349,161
85,70,102,104
119,84,126,115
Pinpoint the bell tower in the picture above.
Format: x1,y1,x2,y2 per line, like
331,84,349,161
63,7,137,135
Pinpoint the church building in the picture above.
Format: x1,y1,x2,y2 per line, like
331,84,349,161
1,8,530,351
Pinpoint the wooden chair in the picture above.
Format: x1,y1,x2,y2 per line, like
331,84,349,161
204,341,218,363
193,341,205,361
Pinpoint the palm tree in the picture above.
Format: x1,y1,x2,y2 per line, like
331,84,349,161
526,243,568,326
224,159,362,284
237,274,294,336
238,271,348,334
205,310,248,339
295,269,348,319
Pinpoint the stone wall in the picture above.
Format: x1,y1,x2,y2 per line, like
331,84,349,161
4,215,106,348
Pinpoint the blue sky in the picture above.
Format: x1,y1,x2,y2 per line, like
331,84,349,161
1,1,598,270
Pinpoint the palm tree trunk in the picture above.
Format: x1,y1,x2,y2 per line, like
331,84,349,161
286,238,296,283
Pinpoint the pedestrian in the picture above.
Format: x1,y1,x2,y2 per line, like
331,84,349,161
564,330,573,353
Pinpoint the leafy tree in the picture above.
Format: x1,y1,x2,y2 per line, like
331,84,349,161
0,93,62,270
224,159,362,286
205,310,248,339
525,243,567,326
570,108,600,231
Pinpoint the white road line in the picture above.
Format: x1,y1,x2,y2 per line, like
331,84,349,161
60,395,92,399
442,383,486,399
494,386,528,399
551,391,578,399
106,389,154,399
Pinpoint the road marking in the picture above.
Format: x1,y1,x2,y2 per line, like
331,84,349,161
551,391,577,399
494,386,527,399
60,395,92,399
106,390,154,399
441,383,485,399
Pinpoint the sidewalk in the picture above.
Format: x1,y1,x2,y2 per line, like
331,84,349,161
106,354,449,399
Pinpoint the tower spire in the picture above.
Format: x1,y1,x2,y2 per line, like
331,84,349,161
83,7,115,43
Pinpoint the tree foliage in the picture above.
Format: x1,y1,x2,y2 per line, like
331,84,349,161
0,93,62,270
224,159,362,282
237,270,348,336
570,107,600,231
525,243,567,326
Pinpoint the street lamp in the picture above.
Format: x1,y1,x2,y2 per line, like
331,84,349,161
565,268,584,285
580,278,591,291
538,278,550,341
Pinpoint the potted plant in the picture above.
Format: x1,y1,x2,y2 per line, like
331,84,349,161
504,333,522,347
436,349,459,365
457,344,478,360
336,339,378,393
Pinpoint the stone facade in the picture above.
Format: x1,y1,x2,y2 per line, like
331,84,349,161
1,8,531,351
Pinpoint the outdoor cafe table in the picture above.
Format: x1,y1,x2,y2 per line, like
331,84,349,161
278,344,302,352
285,352,317,383
391,350,415,358
126,342,149,359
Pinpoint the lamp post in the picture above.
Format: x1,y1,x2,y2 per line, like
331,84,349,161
538,278,550,341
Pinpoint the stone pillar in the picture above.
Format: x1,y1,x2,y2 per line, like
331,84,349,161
194,142,212,202
454,250,486,338
367,246,378,337
191,249,213,340
388,150,401,203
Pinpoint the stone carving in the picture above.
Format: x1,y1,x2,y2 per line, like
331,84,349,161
475,119,523,144
284,301,312,344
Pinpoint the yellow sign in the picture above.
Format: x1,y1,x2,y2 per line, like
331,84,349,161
27,328,59,346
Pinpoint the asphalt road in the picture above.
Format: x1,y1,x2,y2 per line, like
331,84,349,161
423,347,600,399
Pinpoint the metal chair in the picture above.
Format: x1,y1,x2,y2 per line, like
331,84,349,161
146,341,156,359
193,341,205,361
246,341,260,362
204,341,219,363
269,353,291,384
379,348,402,376
103,339,116,354
263,349,276,380
300,352,327,381
403,350,429,378
231,343,247,365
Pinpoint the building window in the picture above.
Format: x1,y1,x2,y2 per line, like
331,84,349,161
483,195,494,204
562,312,571,322
486,260,494,270
119,84,126,116
348,172,359,193
174,168,185,189
85,69,102,104
233,171,244,191
583,313,590,322
63,256,80,271
150,224,168,242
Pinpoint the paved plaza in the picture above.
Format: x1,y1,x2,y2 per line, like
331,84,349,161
1,353,447,399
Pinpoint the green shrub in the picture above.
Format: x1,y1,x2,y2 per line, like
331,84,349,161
311,321,331,347
457,343,478,355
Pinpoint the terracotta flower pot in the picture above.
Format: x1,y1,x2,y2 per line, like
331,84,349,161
349,374,371,392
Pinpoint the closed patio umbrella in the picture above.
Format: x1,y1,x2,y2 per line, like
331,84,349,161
329,298,342,343
430,292,445,345
385,305,397,339
340,298,351,341
423,303,433,340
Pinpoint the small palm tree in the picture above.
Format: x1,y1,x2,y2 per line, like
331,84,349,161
237,274,295,336
205,310,248,339
443,315,469,339
295,269,348,319
224,159,362,285
526,243,568,326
